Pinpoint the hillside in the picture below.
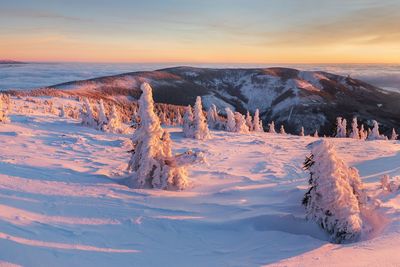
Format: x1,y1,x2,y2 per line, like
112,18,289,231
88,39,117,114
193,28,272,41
25,66,400,136
0,96,399,266
0,60,25,64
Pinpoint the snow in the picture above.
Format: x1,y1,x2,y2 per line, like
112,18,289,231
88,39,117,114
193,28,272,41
0,97,399,266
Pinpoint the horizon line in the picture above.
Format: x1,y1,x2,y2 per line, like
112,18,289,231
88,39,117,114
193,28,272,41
4,59,400,65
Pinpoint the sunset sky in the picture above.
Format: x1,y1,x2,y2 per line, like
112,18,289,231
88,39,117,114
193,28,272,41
1,0,399,63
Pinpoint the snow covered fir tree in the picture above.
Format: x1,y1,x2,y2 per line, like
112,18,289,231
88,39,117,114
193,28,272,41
192,96,211,140
104,104,126,134
127,82,188,190
302,140,366,243
0,95,10,123
80,97,97,128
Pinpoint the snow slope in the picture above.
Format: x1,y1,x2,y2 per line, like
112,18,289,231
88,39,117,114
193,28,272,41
0,97,399,267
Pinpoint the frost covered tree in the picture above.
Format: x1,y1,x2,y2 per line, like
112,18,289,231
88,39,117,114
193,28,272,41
234,112,249,133
367,120,387,140
381,175,400,192
300,126,305,136
225,107,236,132
390,128,398,141
0,96,10,123
359,124,367,140
182,105,194,138
268,121,276,134
80,97,97,127
349,117,360,139
1,94,11,113
159,111,168,126
97,99,108,130
303,140,365,243
335,117,347,138
192,96,211,140
245,111,253,131
127,83,188,190
59,104,68,118
104,105,126,134
279,125,286,134
253,109,263,132
207,104,218,129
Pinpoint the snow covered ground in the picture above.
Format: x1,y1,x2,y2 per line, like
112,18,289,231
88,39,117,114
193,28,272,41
0,97,399,266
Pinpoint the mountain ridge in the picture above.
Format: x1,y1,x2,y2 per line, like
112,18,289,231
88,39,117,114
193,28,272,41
10,66,400,135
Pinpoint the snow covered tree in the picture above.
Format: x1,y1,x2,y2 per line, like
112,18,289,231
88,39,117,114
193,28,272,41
313,130,319,138
390,128,398,141
173,110,183,126
300,127,305,136
159,111,168,126
59,104,67,118
225,107,236,132
253,109,263,132
279,125,286,134
192,96,211,140
234,112,249,133
349,117,360,139
80,97,97,127
367,120,387,140
245,111,253,131
303,140,365,243
127,83,188,190
207,104,218,129
0,96,10,123
359,124,367,140
2,94,12,113
268,121,276,134
97,99,108,130
104,105,126,134
381,175,400,192
335,117,347,138
182,105,194,138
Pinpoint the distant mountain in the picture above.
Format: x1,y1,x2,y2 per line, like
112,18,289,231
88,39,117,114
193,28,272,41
0,59,25,64
17,67,400,135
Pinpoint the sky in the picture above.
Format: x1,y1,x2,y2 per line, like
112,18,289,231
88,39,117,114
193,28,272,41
0,0,399,64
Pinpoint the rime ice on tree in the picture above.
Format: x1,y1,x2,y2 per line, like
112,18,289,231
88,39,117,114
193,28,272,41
225,107,236,132
335,117,347,138
80,97,97,127
245,111,253,131
127,83,188,190
234,112,249,133
253,109,263,132
97,99,108,130
183,105,194,138
303,140,366,243
104,105,126,134
390,128,398,140
0,95,10,123
268,121,276,134
192,96,211,140
300,126,305,136
367,120,386,140
349,117,360,139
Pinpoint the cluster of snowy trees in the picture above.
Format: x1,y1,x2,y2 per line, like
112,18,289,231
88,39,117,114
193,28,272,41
80,98,126,134
336,117,397,140
303,140,367,243
182,97,211,140
0,94,11,123
381,175,400,193
221,108,264,134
